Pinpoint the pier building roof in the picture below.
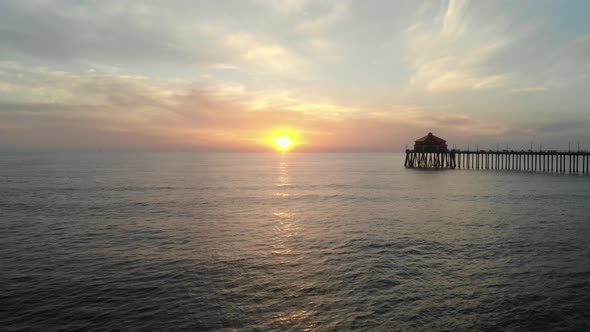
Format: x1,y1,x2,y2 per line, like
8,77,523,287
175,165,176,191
414,132,448,152
415,132,446,144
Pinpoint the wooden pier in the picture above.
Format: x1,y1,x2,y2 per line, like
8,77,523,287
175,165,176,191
452,150,590,174
404,132,590,174
405,149,590,174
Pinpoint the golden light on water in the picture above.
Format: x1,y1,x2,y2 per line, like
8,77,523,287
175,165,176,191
273,136,295,151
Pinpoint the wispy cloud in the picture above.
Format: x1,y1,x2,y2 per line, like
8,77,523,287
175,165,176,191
1,1,589,150
404,0,512,92
0,1,204,63
295,2,348,34
511,87,547,93
0,65,527,151
441,0,469,39
254,0,308,15
223,32,307,75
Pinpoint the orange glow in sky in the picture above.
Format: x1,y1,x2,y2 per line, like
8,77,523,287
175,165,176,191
1,1,587,152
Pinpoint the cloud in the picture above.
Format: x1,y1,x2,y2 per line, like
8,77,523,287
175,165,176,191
404,0,512,92
295,2,348,34
223,32,307,75
541,33,590,86
472,75,508,90
0,1,207,64
0,65,528,151
0,1,306,76
254,0,308,15
2,1,589,151
441,0,468,39
511,87,547,93
306,39,339,59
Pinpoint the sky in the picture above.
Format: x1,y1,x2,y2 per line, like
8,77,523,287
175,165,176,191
1,0,589,152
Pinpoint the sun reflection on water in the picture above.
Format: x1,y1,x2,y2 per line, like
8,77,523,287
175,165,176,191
273,212,295,218
274,154,291,197
271,154,301,258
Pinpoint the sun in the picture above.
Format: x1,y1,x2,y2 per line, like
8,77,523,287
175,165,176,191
273,136,295,151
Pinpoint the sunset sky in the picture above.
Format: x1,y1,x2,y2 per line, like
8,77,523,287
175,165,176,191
1,0,589,151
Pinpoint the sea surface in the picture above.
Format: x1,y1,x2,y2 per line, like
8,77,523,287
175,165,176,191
2,152,590,331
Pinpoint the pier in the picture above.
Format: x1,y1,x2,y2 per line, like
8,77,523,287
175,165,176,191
404,133,590,174
452,150,590,174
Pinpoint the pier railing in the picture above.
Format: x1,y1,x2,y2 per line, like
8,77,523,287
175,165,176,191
405,149,590,174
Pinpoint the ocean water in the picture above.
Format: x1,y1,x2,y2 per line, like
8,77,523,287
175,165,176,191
2,152,590,331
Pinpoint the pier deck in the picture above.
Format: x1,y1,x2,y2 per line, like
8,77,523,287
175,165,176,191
405,149,590,174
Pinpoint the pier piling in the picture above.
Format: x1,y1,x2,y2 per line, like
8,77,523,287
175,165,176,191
405,148,590,174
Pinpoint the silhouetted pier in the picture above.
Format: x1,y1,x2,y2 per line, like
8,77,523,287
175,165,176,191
404,132,590,174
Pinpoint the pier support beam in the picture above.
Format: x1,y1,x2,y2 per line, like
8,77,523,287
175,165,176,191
405,151,456,169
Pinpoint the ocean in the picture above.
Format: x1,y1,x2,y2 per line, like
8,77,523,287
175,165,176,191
2,152,590,331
